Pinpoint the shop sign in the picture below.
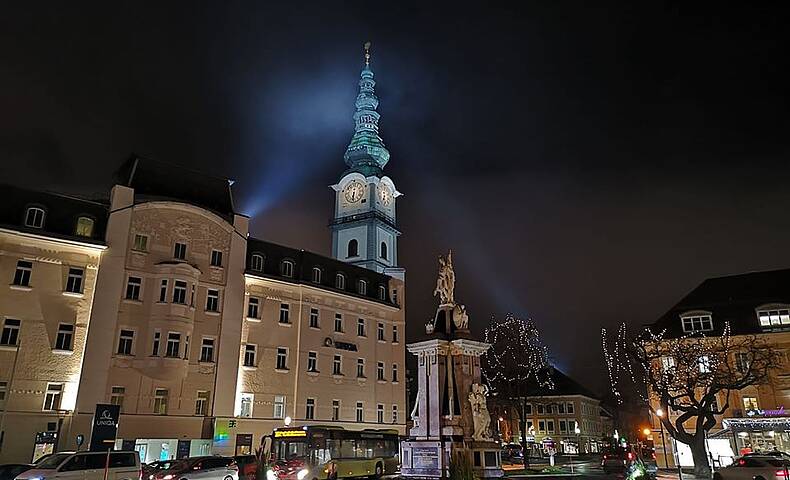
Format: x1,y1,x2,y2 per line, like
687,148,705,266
747,406,785,417
89,404,121,451
274,429,307,438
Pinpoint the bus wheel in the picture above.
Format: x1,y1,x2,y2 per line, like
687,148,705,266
373,463,383,479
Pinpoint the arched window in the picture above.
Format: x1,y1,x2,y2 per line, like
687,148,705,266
250,254,264,272
378,285,386,300
380,242,388,260
347,239,359,258
75,216,94,237
281,260,295,278
357,279,367,295
336,273,346,290
24,207,45,228
312,267,322,284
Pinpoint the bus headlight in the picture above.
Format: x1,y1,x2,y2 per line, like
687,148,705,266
297,469,309,480
266,470,277,480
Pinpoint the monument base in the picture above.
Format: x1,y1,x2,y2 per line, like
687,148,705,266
400,439,504,479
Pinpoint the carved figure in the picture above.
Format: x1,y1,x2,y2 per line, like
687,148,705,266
452,304,469,330
433,250,456,305
468,383,492,441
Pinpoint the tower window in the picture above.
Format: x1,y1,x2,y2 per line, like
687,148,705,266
75,217,94,237
173,242,187,260
24,207,45,228
312,267,322,284
250,254,264,272
281,260,295,278
336,273,346,290
380,242,387,260
347,239,359,258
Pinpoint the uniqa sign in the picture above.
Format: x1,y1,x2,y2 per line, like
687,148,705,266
747,406,786,417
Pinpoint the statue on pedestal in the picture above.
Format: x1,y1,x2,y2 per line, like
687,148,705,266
468,383,492,441
433,250,456,306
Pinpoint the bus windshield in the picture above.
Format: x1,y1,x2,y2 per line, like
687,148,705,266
273,439,310,462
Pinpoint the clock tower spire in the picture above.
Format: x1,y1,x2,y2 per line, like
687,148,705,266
330,43,403,279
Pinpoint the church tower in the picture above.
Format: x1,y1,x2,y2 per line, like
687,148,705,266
331,43,403,279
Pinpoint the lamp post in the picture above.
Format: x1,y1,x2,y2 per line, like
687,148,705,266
655,409,669,469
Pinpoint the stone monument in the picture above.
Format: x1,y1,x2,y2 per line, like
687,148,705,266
401,251,503,479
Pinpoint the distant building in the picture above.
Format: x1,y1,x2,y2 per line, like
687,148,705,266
0,50,406,463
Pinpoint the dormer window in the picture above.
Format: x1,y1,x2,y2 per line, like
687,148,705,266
336,273,346,290
378,285,386,300
357,279,367,295
680,312,713,333
312,267,322,284
281,260,295,278
75,216,94,237
757,305,790,329
24,207,45,228
250,254,264,272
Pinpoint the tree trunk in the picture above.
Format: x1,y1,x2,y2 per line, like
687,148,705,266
519,400,530,469
689,432,711,478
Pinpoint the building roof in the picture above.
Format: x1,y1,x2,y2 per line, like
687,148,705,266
527,367,600,401
0,184,108,245
245,237,398,307
650,268,790,338
114,155,237,221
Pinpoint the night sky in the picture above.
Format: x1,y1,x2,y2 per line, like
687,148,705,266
1,2,789,394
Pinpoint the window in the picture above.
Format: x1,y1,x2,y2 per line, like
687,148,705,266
537,404,544,415
312,267,322,283
378,285,386,300
240,393,254,418
336,273,346,290
547,420,555,433
24,207,45,228
279,304,290,324
393,325,399,343
195,391,210,416
273,395,285,419
125,276,141,300
307,351,318,372
43,383,63,411
357,318,366,336
174,242,187,260
158,279,168,302
356,401,364,422
153,388,168,414
76,217,94,237
117,329,134,355
377,322,385,341
546,404,553,414
392,288,399,305
377,362,385,381
250,254,264,272
173,280,187,304
65,268,84,293
210,250,223,267
280,260,294,278
13,260,32,287
357,280,367,295
525,403,533,415
334,313,343,333
758,308,790,328
392,405,398,424
244,345,256,367
55,323,74,350
206,289,220,312
347,239,359,258
0,319,20,346
309,308,319,328
333,354,342,375
736,352,751,373
559,420,567,433
661,356,676,372
377,404,384,423
332,400,341,421
110,386,125,411
165,332,181,357
698,355,711,373
558,403,565,414
247,297,260,319
538,420,546,433
276,347,288,370
743,397,759,411
306,398,315,420
380,242,387,260
392,364,399,382
133,234,148,252
357,358,365,378
200,338,215,362
151,331,161,356
681,313,714,333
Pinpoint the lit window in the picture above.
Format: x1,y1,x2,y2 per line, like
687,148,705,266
75,217,94,237
173,242,187,260
698,355,711,373
200,338,214,363
281,260,294,278
65,268,84,293
24,207,45,228
247,297,260,319
276,347,288,370
55,324,74,351
279,304,290,324
743,397,759,411
13,260,32,287
206,289,220,312
312,267,322,283
333,355,342,375
736,352,750,373
757,307,790,328
306,398,316,420
336,273,346,290
153,388,168,414
43,383,63,411
307,351,318,372
244,344,256,367
347,239,359,258
661,356,676,371
250,254,264,272
273,395,285,419
240,393,254,418
309,308,319,328
681,313,713,333
195,391,210,416
358,279,367,295
133,234,148,252
210,250,223,267
117,330,134,355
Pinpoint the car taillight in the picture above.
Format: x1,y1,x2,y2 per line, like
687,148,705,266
627,452,634,461
739,459,746,466
776,470,787,477
652,453,656,460
603,455,608,459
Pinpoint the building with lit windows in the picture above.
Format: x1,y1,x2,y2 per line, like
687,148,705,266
0,49,406,463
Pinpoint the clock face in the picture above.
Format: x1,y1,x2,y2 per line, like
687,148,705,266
344,181,365,203
379,185,392,206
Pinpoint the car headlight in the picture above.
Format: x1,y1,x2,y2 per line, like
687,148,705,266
266,469,277,480
297,469,309,480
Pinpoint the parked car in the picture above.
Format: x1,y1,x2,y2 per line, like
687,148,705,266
639,448,658,479
144,460,181,480
15,451,141,480
0,463,35,480
153,456,238,480
233,456,258,480
601,447,643,475
713,455,790,480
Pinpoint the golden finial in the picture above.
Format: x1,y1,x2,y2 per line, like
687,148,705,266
364,41,371,66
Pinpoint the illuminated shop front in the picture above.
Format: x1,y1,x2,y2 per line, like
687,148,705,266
723,413,790,455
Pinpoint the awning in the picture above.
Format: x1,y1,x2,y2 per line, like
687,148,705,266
723,417,790,432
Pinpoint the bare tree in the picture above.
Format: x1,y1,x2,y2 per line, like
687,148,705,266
483,315,553,469
603,322,782,477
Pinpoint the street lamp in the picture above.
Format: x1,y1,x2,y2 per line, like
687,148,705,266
656,408,681,479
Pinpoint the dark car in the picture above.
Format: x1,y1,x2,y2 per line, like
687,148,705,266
0,464,34,480
143,460,181,480
601,447,642,475
233,456,258,480
153,456,238,480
